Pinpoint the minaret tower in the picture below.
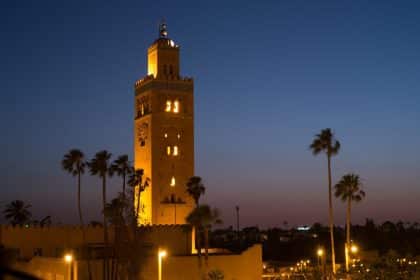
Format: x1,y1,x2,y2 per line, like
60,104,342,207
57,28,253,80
134,23,194,225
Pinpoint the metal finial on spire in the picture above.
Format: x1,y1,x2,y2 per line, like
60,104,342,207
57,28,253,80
159,20,168,38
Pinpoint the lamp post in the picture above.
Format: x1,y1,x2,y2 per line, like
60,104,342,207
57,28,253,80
64,253,73,280
345,243,358,274
317,247,325,279
158,249,167,280
317,248,324,266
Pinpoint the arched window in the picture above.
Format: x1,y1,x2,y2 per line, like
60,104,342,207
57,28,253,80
165,100,172,112
173,100,179,113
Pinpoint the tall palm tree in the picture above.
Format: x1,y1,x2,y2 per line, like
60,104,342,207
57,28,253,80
62,149,86,230
186,176,206,257
127,169,149,225
186,176,205,207
3,200,32,226
334,173,366,272
310,128,340,274
186,204,222,262
103,195,128,280
110,155,132,200
88,150,112,280
62,150,92,280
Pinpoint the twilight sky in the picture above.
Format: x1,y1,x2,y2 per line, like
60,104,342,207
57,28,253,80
1,0,419,228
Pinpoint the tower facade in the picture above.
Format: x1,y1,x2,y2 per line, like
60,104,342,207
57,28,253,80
134,24,194,225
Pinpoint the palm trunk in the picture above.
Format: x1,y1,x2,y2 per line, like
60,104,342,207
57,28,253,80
122,173,126,202
78,172,92,280
196,226,201,257
345,197,352,273
103,176,109,280
204,227,209,263
194,202,201,258
135,184,141,226
327,155,336,275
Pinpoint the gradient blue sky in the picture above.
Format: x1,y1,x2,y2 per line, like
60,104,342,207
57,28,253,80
1,0,419,228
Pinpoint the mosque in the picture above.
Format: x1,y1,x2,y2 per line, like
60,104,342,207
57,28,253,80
0,23,262,280
133,22,195,226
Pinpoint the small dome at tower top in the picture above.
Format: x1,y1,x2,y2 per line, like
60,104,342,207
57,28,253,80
153,21,178,48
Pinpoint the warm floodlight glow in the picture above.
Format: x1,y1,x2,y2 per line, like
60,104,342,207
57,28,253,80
64,254,73,263
351,244,358,253
317,248,324,257
166,146,171,155
173,100,179,113
164,133,168,138
170,177,176,187
173,146,178,156
165,101,172,112
159,250,167,258
158,249,167,280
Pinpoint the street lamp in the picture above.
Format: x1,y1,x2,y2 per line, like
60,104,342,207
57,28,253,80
350,244,358,254
63,253,73,280
158,249,167,280
64,254,73,263
317,248,324,257
316,247,325,278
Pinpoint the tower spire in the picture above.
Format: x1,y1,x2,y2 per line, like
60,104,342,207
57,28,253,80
159,20,168,38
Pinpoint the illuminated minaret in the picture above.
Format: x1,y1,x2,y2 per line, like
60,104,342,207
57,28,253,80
134,23,194,225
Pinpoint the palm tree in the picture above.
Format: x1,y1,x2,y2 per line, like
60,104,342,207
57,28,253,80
127,169,149,225
88,150,112,280
3,200,32,225
334,173,366,273
310,128,340,274
110,155,132,200
186,176,205,207
186,204,222,261
103,195,128,280
62,149,87,228
104,197,126,227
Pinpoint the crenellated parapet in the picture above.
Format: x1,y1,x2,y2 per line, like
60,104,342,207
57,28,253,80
0,224,103,231
135,75,193,90
0,224,189,231
135,77,193,96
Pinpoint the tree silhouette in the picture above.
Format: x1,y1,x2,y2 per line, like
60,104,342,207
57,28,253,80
310,128,340,274
3,200,32,226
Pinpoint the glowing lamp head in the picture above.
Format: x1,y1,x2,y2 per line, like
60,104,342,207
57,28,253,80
64,254,73,263
317,248,324,257
159,250,167,258
351,245,358,253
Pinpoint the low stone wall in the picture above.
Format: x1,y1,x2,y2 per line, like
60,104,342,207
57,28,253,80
0,224,192,259
14,257,70,280
14,244,262,280
143,244,263,280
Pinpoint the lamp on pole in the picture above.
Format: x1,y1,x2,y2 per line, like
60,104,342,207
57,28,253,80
158,249,167,280
316,247,325,279
64,253,73,280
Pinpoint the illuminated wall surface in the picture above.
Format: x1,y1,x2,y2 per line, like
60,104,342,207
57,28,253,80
15,245,262,280
134,26,194,225
0,225,193,259
1,225,262,280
